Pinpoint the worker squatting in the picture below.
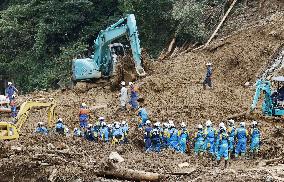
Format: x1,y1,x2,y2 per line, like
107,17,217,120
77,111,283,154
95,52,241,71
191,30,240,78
142,119,261,167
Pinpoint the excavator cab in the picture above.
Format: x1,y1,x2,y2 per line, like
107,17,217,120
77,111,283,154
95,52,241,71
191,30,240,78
0,122,19,140
271,76,284,107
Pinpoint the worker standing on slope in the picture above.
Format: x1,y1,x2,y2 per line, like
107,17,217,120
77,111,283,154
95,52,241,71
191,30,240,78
204,120,216,157
216,125,229,168
144,120,152,151
5,82,18,102
194,124,205,156
203,62,213,90
178,122,190,153
35,122,48,135
112,122,124,144
129,82,139,110
121,121,129,143
168,121,179,151
150,122,162,152
100,121,110,142
137,107,149,128
235,122,248,158
55,118,65,135
119,81,128,111
227,119,236,158
215,122,225,157
250,121,261,158
161,123,170,149
79,103,89,129
10,95,17,119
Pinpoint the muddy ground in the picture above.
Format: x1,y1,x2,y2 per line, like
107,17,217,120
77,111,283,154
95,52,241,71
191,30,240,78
1,1,284,181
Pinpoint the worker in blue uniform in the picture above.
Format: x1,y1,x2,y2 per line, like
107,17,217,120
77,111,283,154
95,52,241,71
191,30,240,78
178,122,190,153
227,119,236,158
73,128,83,137
204,120,216,156
144,120,152,151
250,121,261,157
55,118,65,135
168,121,179,151
161,123,170,149
150,122,161,152
112,122,124,144
194,124,205,156
203,62,213,89
35,122,48,135
215,122,225,157
235,122,248,158
84,124,95,141
129,82,139,110
100,122,110,142
5,82,18,101
138,107,149,128
121,121,129,143
216,126,229,168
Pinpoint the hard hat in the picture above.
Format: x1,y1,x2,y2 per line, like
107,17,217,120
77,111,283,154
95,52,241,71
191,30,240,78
58,118,63,122
221,126,227,131
11,94,16,99
219,122,225,128
99,117,105,121
81,103,87,107
121,81,126,86
170,123,175,127
7,82,12,85
38,122,43,125
146,120,151,124
88,124,93,127
181,122,186,127
74,128,78,131
240,122,245,127
197,124,203,129
206,120,212,127
115,123,120,129
163,122,168,127
101,122,106,126
129,82,133,86
122,121,126,125
228,119,235,125
252,121,257,125
156,122,161,126
206,62,212,66
154,122,159,127
168,120,174,125
107,124,112,128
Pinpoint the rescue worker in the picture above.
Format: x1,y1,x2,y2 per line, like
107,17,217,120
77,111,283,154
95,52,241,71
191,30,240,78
138,107,149,128
121,121,129,143
35,122,48,135
112,122,124,144
215,122,225,157
144,120,152,151
204,120,216,156
194,124,205,156
150,122,161,152
129,82,139,110
227,119,236,158
161,123,170,149
10,95,17,118
84,124,95,141
73,128,83,137
92,123,100,142
250,121,261,157
178,122,190,153
79,103,89,128
107,124,113,140
100,122,109,142
168,121,179,151
235,122,248,158
98,117,105,126
119,81,128,110
55,118,65,135
216,126,229,168
203,62,213,90
5,82,18,101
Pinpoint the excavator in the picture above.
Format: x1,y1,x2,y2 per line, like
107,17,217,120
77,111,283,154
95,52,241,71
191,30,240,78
250,76,284,116
0,101,57,140
72,14,146,81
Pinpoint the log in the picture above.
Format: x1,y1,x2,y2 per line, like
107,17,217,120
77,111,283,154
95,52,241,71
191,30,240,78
203,0,238,48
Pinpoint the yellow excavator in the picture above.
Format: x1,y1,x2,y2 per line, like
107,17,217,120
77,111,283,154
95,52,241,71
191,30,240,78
0,101,57,140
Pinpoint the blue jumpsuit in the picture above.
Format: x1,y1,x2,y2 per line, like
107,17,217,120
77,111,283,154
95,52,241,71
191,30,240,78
169,127,179,151
235,127,248,157
203,67,212,88
217,132,229,161
92,125,99,142
85,129,95,141
138,108,149,128
204,126,216,154
121,124,129,143
100,126,110,142
112,128,124,144
35,127,48,135
194,130,205,155
162,128,170,149
150,128,161,152
250,128,260,153
178,128,189,153
74,129,83,137
5,86,17,101
227,126,236,152
129,87,139,109
144,126,152,151
55,121,65,134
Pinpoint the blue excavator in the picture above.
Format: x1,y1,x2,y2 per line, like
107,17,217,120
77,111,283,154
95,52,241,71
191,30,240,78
250,76,284,116
72,14,146,81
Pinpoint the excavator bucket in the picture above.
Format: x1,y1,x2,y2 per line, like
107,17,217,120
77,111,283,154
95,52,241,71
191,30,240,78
0,122,19,140
135,65,146,77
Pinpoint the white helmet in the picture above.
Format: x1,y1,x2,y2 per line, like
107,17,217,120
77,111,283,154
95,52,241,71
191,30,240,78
228,119,235,125
181,122,186,127
129,82,133,86
240,122,245,127
115,123,120,129
206,62,212,66
170,123,175,127
88,124,93,128
121,81,126,86
252,121,257,125
154,122,159,127
101,122,106,126
58,118,63,122
221,126,227,131
168,120,174,125
206,120,212,127
156,122,161,127
74,128,78,131
219,122,225,128
146,120,151,124
38,122,44,126
81,103,87,107
99,117,105,121
122,121,126,125
107,124,112,128
7,82,12,85
197,124,203,129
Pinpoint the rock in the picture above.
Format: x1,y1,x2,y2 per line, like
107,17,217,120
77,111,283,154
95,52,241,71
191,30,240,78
47,143,55,150
244,82,250,87
10,146,22,151
115,146,125,154
109,152,124,163
178,162,190,168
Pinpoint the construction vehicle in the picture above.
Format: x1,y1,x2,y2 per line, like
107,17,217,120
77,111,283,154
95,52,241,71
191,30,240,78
0,101,57,140
0,95,11,113
72,14,146,81
250,76,284,116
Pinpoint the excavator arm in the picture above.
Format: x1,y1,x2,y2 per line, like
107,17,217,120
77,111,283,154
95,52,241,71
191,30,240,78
73,14,145,80
250,79,273,116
